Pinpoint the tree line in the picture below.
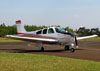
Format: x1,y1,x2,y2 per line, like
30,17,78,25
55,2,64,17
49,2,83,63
0,23,100,37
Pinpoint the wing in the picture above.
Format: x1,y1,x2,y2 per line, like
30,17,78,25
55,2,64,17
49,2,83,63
6,35,58,44
77,35,98,40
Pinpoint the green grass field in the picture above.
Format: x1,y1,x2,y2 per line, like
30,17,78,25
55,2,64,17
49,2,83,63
0,53,100,71
0,38,22,42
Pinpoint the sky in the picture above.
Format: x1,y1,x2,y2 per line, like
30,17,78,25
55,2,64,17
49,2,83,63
0,0,100,29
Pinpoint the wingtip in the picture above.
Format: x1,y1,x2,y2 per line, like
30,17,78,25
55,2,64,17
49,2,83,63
6,35,12,38
93,34,98,37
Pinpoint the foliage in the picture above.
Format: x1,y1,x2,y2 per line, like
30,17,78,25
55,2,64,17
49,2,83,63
0,23,47,37
64,27,74,32
0,23,100,37
0,38,22,42
76,27,100,36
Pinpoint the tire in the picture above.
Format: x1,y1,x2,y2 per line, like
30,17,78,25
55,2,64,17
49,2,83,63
64,45,70,50
40,47,44,51
71,48,75,52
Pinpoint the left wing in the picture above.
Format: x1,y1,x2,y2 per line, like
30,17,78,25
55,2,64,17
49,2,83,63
6,35,58,44
77,35,98,40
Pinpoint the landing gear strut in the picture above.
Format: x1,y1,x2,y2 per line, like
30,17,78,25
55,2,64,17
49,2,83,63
64,45,70,50
64,44,75,52
40,47,44,51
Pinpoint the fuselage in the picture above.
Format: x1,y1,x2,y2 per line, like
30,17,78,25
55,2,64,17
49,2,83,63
18,27,75,45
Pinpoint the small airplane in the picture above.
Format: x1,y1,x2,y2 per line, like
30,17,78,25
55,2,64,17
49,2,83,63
6,20,98,52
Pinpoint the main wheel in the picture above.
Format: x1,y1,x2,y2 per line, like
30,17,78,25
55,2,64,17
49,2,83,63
40,47,44,51
64,45,70,50
71,48,75,52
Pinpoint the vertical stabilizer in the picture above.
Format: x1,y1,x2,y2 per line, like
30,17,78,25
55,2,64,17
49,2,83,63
16,20,26,33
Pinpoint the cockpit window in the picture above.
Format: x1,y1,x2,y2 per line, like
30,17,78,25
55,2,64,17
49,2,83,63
55,27,66,33
48,28,54,34
43,29,47,34
36,30,42,34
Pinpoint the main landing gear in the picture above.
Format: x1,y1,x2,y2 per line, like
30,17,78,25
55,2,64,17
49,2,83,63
64,45,70,50
36,42,44,51
40,47,44,51
64,45,75,52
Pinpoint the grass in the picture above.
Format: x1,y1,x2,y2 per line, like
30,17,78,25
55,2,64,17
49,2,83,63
82,37,100,41
0,38,22,42
0,53,100,71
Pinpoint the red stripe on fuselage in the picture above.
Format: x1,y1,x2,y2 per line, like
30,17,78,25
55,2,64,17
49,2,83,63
17,33,64,39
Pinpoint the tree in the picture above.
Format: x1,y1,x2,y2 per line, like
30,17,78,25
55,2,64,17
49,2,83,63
90,28,99,36
64,27,73,32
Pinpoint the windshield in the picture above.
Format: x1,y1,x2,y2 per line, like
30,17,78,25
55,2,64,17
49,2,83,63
55,27,67,33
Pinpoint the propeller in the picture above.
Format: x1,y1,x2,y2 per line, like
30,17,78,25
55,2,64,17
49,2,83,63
75,36,78,48
64,32,78,48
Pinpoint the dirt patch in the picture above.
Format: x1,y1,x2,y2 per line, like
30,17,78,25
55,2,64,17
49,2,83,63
0,40,100,61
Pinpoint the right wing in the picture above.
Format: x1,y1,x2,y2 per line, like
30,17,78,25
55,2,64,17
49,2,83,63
77,35,98,40
6,35,58,44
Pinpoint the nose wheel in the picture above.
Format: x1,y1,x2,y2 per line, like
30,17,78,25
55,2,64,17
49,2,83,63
64,44,75,52
70,48,75,52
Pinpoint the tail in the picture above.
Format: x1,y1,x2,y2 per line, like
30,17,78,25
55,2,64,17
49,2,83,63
16,20,26,34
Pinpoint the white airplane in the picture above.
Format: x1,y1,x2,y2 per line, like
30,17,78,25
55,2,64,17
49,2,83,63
6,20,98,52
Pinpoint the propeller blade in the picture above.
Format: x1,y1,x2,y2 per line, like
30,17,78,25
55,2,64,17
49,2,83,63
75,36,78,48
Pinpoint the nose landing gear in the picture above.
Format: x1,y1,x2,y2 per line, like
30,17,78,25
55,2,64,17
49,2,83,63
64,44,75,52
70,48,75,52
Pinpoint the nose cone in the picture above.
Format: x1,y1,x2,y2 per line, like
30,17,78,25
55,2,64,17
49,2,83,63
70,32,77,36
59,31,77,36
65,32,77,36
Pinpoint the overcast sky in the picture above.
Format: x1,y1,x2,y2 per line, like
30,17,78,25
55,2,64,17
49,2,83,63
0,0,100,29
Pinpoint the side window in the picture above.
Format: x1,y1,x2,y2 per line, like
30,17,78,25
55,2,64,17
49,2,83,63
48,28,54,34
36,30,42,34
43,29,47,34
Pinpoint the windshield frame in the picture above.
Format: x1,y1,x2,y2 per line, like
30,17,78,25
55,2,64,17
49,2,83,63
55,27,67,33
